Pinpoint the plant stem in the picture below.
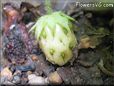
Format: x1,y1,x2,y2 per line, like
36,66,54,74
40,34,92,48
45,0,53,14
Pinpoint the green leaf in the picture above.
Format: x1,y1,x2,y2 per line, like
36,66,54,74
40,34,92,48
53,12,71,33
59,11,75,21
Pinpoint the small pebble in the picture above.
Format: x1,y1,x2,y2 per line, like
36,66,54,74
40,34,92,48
15,62,36,72
1,67,13,80
31,54,38,61
12,70,21,84
12,75,21,84
48,71,63,84
27,71,32,75
28,74,48,85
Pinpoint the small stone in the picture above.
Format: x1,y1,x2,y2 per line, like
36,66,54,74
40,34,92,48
12,70,21,84
15,62,36,72
27,71,32,75
12,75,21,84
28,74,48,85
1,67,13,80
28,74,36,80
48,71,63,84
31,54,38,61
